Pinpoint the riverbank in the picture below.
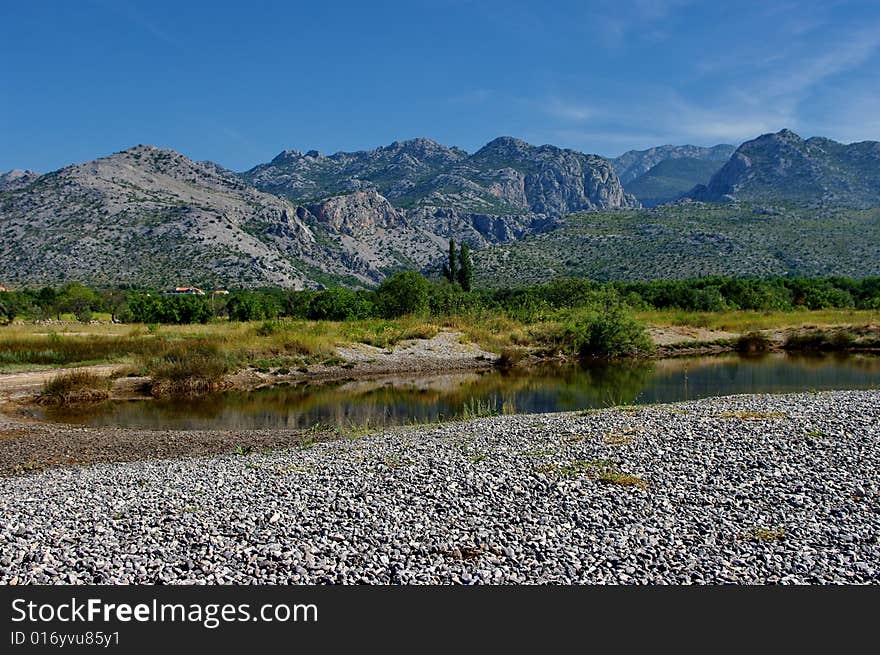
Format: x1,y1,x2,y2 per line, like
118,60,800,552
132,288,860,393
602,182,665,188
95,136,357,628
1,390,878,583
3,320,878,407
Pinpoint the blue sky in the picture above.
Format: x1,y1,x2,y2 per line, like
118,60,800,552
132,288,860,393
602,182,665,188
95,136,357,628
2,0,879,172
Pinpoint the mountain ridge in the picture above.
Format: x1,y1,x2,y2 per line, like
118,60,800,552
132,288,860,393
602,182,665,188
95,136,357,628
3,129,880,289
1,137,634,288
243,135,637,216
688,129,880,206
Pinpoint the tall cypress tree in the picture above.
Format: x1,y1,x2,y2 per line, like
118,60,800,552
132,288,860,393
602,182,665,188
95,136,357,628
446,238,458,283
457,243,473,292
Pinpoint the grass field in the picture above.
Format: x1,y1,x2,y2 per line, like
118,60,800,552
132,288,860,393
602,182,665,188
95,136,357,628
0,317,443,374
2,308,877,376
634,308,879,332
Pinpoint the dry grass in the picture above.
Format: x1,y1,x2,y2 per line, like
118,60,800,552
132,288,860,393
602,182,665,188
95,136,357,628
636,308,879,333
535,459,647,488
39,370,110,405
742,527,785,542
340,318,439,349
604,427,644,445
2,307,875,376
441,314,529,353
595,469,649,488
140,341,235,397
719,411,788,420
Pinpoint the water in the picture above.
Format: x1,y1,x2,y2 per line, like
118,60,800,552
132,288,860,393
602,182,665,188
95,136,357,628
37,352,880,430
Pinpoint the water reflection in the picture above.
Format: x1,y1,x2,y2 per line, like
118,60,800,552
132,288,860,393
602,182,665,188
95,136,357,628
38,352,880,431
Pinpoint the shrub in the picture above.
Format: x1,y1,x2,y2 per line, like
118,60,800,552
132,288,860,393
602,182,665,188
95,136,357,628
128,294,213,324
783,329,854,351
800,286,854,310
256,319,281,336
307,288,373,321
429,281,481,316
227,293,279,322
565,307,654,358
735,331,772,353
40,370,110,405
497,347,527,367
54,283,103,320
282,290,316,318
143,342,234,397
0,292,22,324
374,271,431,318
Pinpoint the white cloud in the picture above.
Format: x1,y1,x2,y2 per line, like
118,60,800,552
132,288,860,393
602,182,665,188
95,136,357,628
542,98,594,122
760,26,880,99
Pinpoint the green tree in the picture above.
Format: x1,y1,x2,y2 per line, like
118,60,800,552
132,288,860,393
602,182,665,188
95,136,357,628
0,292,22,325
307,288,372,321
457,243,473,292
55,283,102,322
101,289,131,323
227,292,280,322
442,238,458,283
375,271,431,318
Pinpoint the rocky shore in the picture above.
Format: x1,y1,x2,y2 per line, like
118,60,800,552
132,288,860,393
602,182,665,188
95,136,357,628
1,390,878,584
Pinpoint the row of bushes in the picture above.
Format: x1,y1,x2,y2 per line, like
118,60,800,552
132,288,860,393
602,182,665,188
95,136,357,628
3,274,880,327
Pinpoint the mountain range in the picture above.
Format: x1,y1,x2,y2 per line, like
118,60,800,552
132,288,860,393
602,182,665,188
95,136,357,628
689,129,880,207
1,129,879,288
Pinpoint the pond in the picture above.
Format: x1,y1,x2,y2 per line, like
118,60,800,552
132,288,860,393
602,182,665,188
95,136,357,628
35,352,880,431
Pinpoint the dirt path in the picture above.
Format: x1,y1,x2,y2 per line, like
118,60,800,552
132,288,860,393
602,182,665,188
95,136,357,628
647,325,739,346
0,364,124,400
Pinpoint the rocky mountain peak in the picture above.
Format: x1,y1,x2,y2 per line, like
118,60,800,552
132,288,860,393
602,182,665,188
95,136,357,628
474,136,532,158
688,129,880,206
774,128,800,140
0,169,41,192
270,149,305,164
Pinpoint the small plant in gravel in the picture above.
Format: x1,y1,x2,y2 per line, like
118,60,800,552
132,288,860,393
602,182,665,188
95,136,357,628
720,411,788,420
595,469,649,489
39,370,110,405
334,417,383,440
382,455,411,468
535,459,647,488
604,426,644,444
743,527,785,542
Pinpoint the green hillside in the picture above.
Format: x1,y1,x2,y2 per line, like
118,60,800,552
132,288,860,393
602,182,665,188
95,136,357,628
474,202,880,286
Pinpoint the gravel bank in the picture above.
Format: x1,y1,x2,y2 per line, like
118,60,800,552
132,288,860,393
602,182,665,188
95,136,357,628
1,390,879,584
